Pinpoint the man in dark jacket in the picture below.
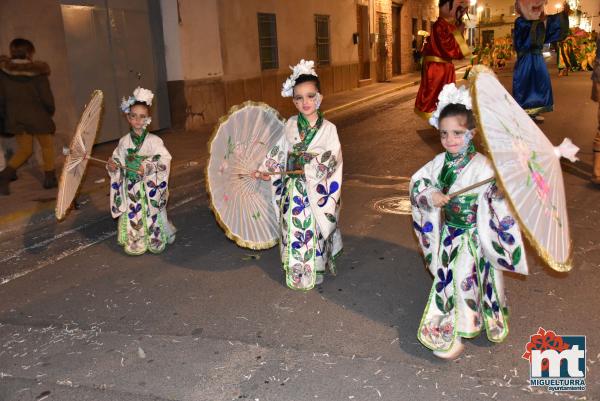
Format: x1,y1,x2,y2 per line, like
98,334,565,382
0,38,57,195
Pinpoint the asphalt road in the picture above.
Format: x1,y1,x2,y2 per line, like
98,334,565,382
0,68,598,401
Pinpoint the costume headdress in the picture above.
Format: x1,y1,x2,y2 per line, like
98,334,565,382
428,83,472,129
120,87,154,113
120,87,154,129
281,59,318,98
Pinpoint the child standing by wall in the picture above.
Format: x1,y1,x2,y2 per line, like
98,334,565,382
257,60,343,291
410,84,528,359
107,87,176,255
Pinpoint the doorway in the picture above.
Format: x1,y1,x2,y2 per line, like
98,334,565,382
357,5,370,80
60,0,169,143
482,30,495,47
392,4,402,75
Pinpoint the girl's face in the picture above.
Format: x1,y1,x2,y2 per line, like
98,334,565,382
127,104,150,133
292,81,321,118
439,115,473,155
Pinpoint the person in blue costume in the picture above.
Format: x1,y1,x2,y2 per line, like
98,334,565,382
512,0,569,121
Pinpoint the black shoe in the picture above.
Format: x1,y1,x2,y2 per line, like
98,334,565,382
43,170,58,189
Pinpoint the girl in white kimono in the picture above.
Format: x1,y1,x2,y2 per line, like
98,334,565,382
107,87,176,255
410,84,528,359
256,60,343,291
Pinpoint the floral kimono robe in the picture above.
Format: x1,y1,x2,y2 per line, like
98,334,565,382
108,131,176,255
262,113,343,291
410,147,528,352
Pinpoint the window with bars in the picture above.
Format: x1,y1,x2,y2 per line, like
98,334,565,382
257,13,278,70
315,15,331,66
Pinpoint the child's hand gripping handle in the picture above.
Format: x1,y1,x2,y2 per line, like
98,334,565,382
447,176,496,198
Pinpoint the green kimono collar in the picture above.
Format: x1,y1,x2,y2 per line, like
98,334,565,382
294,111,323,152
129,129,148,149
438,142,476,193
125,129,148,181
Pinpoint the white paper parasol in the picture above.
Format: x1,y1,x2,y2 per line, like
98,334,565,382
56,90,104,220
206,101,286,249
470,67,577,272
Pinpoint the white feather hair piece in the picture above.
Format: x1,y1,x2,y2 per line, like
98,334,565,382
281,59,318,98
428,83,472,129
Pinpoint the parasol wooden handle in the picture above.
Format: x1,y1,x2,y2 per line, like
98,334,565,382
241,170,304,178
263,170,303,176
448,176,495,198
86,155,141,175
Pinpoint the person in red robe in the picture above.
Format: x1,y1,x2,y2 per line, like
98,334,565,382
415,0,471,120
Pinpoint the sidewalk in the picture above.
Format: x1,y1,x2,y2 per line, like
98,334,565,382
0,62,468,231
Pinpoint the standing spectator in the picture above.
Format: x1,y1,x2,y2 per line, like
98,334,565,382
592,30,600,185
0,38,57,195
412,35,420,64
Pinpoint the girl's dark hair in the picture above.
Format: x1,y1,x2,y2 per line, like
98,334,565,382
10,38,35,59
439,0,454,8
293,74,321,93
439,103,476,130
131,101,151,112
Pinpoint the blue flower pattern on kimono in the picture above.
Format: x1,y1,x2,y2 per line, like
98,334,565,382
486,185,522,271
316,181,339,208
413,221,433,248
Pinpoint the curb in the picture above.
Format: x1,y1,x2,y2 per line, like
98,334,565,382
323,80,421,116
323,64,468,116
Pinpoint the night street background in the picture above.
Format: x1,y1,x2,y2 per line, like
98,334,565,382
0,67,598,401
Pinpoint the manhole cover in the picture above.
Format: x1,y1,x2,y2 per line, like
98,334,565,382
371,195,412,215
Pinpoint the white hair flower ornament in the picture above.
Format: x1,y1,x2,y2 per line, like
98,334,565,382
281,59,318,98
428,83,472,129
120,86,155,114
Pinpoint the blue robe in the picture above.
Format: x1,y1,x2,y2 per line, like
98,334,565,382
512,13,568,115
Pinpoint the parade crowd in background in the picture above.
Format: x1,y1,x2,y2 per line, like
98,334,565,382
462,29,597,77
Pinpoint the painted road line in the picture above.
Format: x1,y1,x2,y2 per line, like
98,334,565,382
0,219,106,264
0,162,204,234
0,229,116,285
0,192,203,286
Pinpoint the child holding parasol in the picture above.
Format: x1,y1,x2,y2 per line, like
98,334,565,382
410,83,529,359
255,60,343,291
106,87,176,255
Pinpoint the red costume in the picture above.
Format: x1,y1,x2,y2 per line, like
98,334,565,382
414,17,470,119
